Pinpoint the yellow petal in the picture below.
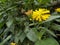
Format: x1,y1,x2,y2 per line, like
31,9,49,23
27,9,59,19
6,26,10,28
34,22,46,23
10,42,16,45
55,8,60,12
41,14,50,20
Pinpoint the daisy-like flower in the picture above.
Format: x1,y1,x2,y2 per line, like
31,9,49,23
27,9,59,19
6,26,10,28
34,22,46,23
31,8,50,22
55,8,60,12
10,42,16,45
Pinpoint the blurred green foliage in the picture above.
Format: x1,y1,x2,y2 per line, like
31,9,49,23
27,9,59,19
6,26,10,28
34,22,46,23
0,0,60,45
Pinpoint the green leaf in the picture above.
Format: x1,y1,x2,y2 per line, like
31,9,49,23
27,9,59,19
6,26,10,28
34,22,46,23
19,32,26,42
6,19,13,27
55,19,60,22
0,35,12,45
36,29,46,40
0,18,5,28
51,23,60,31
0,22,4,28
40,27,56,37
42,22,51,28
46,29,56,37
37,0,50,4
26,29,38,42
0,0,6,3
15,31,22,43
15,31,26,43
35,37,59,45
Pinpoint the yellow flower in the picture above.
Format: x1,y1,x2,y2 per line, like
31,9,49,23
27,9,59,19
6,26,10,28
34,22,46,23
55,8,60,12
31,8,50,22
10,42,16,45
41,14,50,20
